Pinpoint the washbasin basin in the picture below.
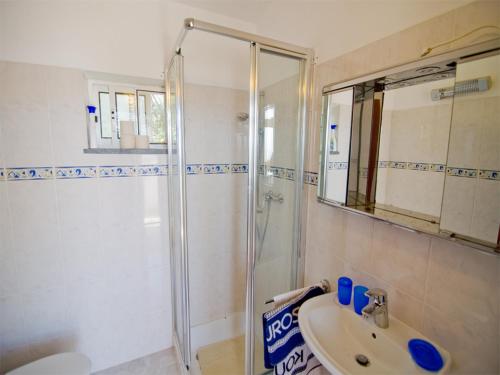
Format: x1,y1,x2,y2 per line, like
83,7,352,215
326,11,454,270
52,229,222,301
298,292,451,375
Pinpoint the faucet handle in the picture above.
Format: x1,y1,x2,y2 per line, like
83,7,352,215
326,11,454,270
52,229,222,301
365,288,387,305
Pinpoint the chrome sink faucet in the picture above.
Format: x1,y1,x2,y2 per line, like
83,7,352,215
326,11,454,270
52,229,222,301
362,288,389,328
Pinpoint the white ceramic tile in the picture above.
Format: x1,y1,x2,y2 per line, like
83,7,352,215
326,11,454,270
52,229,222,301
46,66,87,113
343,212,373,273
470,179,500,244
0,62,48,110
425,238,498,340
440,175,476,237
0,106,54,166
21,286,68,337
422,304,498,374
55,178,105,283
50,108,88,165
371,221,431,300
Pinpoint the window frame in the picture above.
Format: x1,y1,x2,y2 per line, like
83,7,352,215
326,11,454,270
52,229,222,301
88,80,166,149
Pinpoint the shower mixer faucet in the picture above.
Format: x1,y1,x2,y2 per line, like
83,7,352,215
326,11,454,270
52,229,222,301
264,191,284,203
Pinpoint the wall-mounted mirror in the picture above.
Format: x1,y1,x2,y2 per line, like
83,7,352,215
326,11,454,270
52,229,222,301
318,39,500,251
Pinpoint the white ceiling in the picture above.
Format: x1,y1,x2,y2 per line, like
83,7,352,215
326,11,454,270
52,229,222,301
172,0,472,63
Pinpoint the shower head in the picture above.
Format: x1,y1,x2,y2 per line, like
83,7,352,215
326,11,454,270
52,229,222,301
237,112,249,121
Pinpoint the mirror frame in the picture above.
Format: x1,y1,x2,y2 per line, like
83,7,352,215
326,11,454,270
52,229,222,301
317,38,500,255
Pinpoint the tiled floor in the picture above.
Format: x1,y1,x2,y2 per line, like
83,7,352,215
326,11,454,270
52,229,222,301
197,336,244,375
93,348,182,375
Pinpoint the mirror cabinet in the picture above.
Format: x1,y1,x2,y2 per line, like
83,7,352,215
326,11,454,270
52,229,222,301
318,39,500,252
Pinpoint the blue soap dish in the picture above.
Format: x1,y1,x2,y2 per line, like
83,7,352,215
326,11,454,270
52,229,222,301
408,338,444,372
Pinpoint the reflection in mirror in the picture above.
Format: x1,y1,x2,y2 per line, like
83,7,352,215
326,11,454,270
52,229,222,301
373,77,455,232
441,53,500,247
318,42,500,251
319,87,354,204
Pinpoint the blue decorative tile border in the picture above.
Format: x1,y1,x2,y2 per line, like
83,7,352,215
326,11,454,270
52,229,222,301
376,161,447,173
1,163,496,186
186,164,203,175
136,165,168,177
328,161,348,170
446,167,477,178
231,164,248,174
99,166,137,178
6,167,54,180
56,166,97,179
304,171,318,186
479,169,499,181
203,164,231,174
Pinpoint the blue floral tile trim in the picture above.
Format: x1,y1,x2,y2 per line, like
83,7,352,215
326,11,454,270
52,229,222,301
407,162,430,171
231,164,248,173
304,171,318,186
7,167,54,180
378,161,390,168
447,167,477,178
186,164,203,175
203,164,230,174
0,168,5,180
429,164,446,172
328,161,348,170
99,166,136,177
56,166,97,179
286,168,295,181
389,161,407,169
478,169,499,181
136,165,168,176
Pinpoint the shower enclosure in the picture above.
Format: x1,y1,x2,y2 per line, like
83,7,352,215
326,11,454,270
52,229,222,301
166,19,312,374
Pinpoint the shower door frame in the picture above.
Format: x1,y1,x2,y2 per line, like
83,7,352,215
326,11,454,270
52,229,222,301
166,18,313,374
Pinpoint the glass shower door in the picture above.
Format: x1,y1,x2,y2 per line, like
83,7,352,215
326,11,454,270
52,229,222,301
251,47,305,374
166,54,191,369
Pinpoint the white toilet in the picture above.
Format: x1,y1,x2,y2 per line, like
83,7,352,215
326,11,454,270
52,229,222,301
6,353,91,375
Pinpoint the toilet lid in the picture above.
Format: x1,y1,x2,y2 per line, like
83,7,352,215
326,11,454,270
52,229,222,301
7,353,91,375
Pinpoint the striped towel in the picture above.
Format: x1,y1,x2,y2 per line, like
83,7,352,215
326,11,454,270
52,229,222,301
262,286,325,375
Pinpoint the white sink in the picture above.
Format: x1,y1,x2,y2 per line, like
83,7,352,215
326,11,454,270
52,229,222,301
298,293,451,375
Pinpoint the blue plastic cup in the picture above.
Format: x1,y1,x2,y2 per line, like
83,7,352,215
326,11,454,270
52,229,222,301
337,277,353,305
354,285,369,315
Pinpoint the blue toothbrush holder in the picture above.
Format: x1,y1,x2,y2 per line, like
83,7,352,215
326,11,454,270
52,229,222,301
337,277,353,305
353,285,369,315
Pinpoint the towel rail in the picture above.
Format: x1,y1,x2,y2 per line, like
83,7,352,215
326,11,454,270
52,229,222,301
265,279,331,305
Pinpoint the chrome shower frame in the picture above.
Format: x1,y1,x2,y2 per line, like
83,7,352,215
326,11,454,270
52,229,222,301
166,18,314,375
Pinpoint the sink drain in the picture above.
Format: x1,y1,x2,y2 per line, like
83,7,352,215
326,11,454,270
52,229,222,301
355,354,370,367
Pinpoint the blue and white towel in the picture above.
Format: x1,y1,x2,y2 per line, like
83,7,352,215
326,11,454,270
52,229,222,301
263,286,325,375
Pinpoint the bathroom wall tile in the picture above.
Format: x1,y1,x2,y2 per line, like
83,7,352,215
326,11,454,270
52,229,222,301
470,178,500,244
0,62,48,110
446,98,481,169
384,286,424,332
371,221,431,300
50,108,88,165
6,180,64,292
440,175,476,236
425,238,498,341
478,96,500,171
21,287,68,338
422,304,498,374
343,213,373,273
0,294,25,336
0,107,54,166
46,66,87,113
56,178,105,283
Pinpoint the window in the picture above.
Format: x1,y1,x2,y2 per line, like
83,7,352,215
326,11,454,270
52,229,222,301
137,90,166,144
98,92,112,138
89,81,166,148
